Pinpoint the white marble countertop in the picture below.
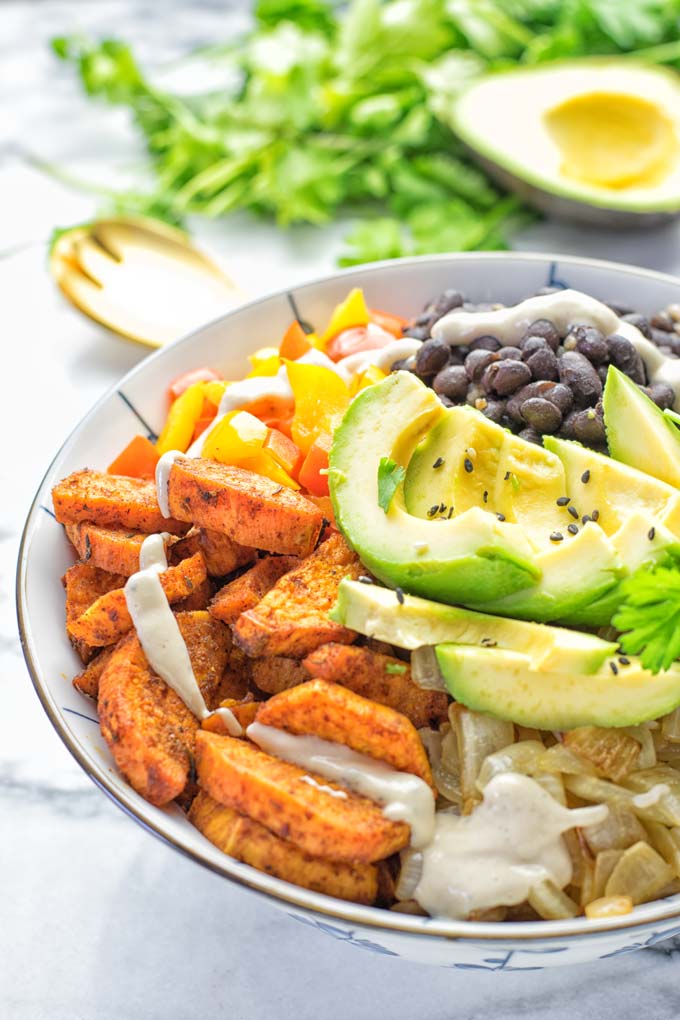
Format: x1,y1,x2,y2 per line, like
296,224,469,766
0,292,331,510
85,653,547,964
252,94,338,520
4,3,680,1016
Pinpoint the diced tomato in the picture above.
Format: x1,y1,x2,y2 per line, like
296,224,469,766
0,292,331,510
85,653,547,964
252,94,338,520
107,434,159,480
298,432,332,496
370,308,408,338
279,320,313,361
264,428,304,478
168,366,221,402
325,323,394,362
191,397,219,443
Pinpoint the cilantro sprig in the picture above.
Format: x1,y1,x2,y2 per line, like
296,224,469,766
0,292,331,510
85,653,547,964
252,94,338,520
377,456,406,513
613,553,680,674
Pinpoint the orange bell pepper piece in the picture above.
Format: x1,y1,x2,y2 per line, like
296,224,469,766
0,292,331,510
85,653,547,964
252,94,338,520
263,428,304,479
298,432,332,497
370,309,408,338
280,320,313,361
108,434,160,480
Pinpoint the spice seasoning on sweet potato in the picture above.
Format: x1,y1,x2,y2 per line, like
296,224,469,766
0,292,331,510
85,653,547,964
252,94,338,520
53,469,186,534
62,561,127,663
303,643,449,730
255,679,435,788
233,533,362,658
209,556,300,625
196,527,257,577
66,522,175,577
72,645,116,700
189,791,379,903
195,731,410,862
251,656,310,695
165,456,324,556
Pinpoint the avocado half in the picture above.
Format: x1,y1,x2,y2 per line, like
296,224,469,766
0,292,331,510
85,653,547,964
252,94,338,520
447,59,680,227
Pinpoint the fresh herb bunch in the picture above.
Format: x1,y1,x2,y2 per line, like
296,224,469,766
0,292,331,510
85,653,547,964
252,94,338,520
53,0,680,264
613,552,680,674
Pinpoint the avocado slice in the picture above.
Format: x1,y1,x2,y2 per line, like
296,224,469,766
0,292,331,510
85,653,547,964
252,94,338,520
329,373,539,605
446,60,680,226
544,435,680,537
331,578,618,675
604,366,680,487
436,644,680,730
404,405,566,536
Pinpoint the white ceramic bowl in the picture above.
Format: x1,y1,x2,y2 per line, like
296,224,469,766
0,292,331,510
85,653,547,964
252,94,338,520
17,252,680,969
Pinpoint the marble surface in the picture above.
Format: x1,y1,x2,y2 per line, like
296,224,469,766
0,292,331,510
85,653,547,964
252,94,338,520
5,2,680,1016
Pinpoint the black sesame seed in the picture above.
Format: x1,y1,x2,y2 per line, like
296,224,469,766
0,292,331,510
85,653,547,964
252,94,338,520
618,656,630,666
396,587,405,605
447,506,454,519
432,457,444,469
592,509,600,522
464,457,474,473
567,523,579,535
550,531,564,542
483,490,489,503
581,470,591,484
496,513,506,521
648,527,656,540
582,515,592,525
481,637,498,647
609,661,619,675
567,505,579,519
439,502,447,514
556,496,570,506
504,470,511,481
427,505,439,517
358,575,373,585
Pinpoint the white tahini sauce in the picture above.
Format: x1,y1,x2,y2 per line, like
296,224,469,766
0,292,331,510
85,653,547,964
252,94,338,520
247,722,435,848
300,775,348,799
631,783,670,809
432,289,680,408
413,772,608,920
156,450,182,518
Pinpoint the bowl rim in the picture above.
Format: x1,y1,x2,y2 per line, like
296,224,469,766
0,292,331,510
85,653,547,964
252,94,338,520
17,249,680,944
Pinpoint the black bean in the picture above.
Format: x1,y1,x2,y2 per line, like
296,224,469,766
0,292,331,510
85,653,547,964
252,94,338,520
507,381,559,422
525,319,560,351
560,410,579,439
651,311,674,332
469,334,502,352
558,351,603,406
651,329,675,347
621,313,652,339
546,383,573,415
597,364,610,385
521,336,551,358
575,326,608,365
465,349,498,381
607,334,646,385
391,356,415,373
415,338,450,378
571,407,606,445
498,346,523,360
526,348,559,381
646,382,676,410
480,399,506,424
520,397,562,433
670,336,680,357
490,359,532,396
433,364,469,401
518,426,543,445
439,395,454,407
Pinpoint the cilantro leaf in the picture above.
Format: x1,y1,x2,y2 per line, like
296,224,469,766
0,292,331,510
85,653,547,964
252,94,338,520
612,554,680,673
377,456,406,513
385,662,408,674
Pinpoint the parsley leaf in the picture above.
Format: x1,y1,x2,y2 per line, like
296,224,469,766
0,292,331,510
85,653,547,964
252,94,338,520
377,456,406,513
385,662,407,674
612,554,680,673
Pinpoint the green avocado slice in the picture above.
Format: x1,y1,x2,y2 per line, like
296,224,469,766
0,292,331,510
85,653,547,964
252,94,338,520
331,578,618,675
604,366,680,487
436,644,680,730
329,373,539,605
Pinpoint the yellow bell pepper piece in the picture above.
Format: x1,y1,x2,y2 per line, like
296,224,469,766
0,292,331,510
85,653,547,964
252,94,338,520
319,288,370,346
247,347,282,378
156,382,205,455
350,364,387,396
287,361,350,455
239,453,300,490
201,410,267,463
203,380,228,407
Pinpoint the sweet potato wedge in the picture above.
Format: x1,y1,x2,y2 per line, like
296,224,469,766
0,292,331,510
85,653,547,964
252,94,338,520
172,576,214,612
209,556,300,625
255,680,434,788
166,456,324,555
53,469,186,534
303,644,449,730
66,522,178,577
201,698,259,735
251,656,310,695
98,612,231,805
233,534,362,658
195,731,409,862
67,552,207,647
189,791,378,903
72,645,116,699
197,528,257,577
62,562,127,663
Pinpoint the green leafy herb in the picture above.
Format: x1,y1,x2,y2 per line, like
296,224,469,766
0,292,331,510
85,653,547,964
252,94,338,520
377,456,406,513
385,662,408,674
612,553,680,673
51,0,680,262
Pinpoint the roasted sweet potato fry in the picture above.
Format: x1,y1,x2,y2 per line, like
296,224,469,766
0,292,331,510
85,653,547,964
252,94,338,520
172,576,214,612
251,656,310,695
197,528,257,577
201,698,259,735
233,534,362,658
67,552,207,647
53,469,186,534
166,456,324,555
189,791,378,903
98,612,231,805
62,561,127,663
255,679,434,788
169,528,203,564
209,556,300,625
303,644,449,730
66,522,177,577
72,645,115,699
195,731,409,862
